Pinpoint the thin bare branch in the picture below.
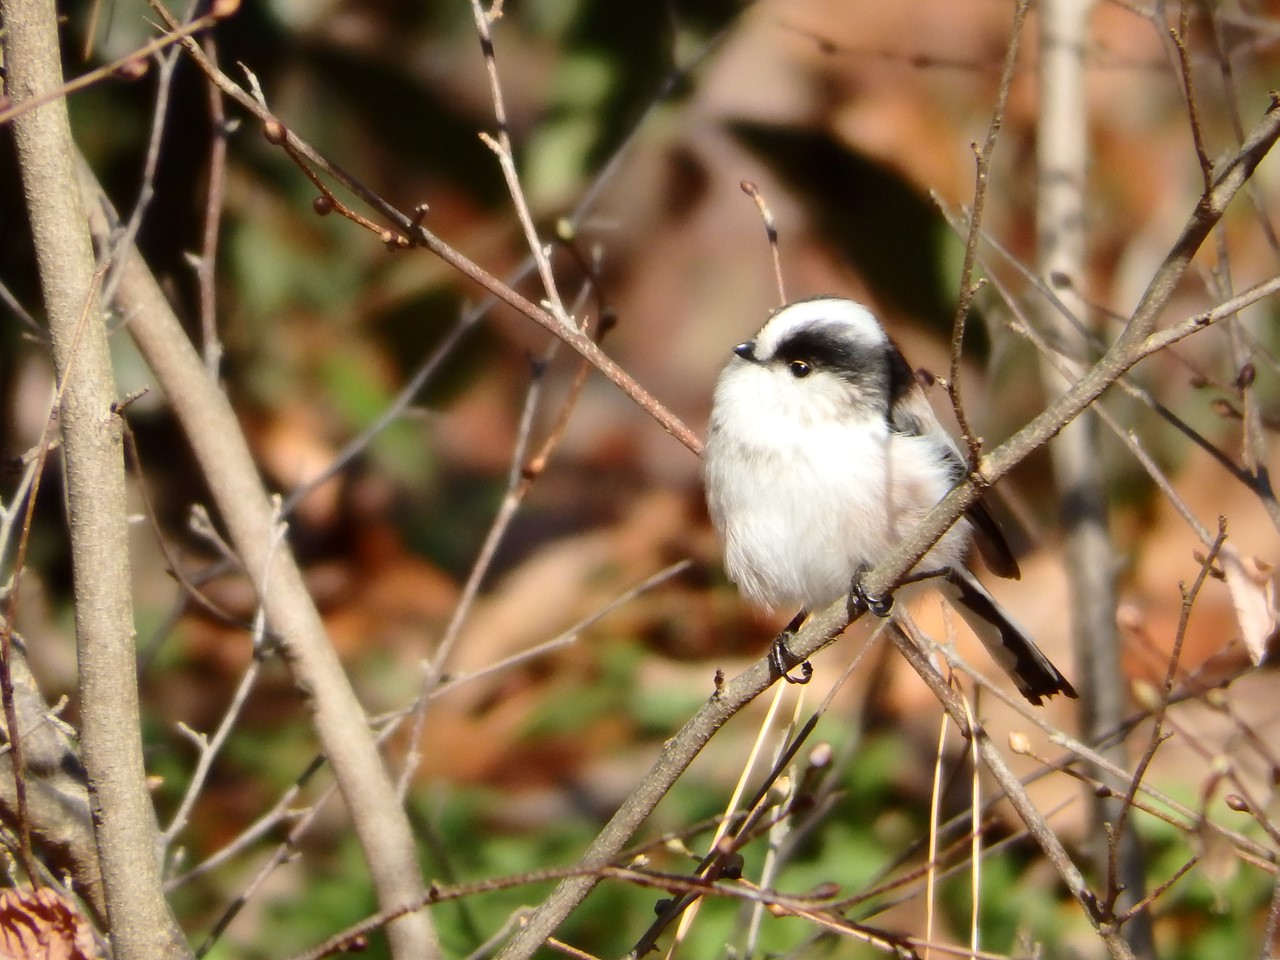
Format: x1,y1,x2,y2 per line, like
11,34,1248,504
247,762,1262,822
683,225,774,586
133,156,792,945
147,0,701,455
161,511,285,847
947,0,1031,461
101,46,180,308
76,160,438,957
468,0,572,330
0,8,225,130
859,93,1280,607
194,29,229,377
1104,524,1226,918
889,621,1133,959
740,180,786,304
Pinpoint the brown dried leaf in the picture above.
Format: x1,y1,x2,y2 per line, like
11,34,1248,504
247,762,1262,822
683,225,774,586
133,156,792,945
1220,545,1279,666
0,887,97,960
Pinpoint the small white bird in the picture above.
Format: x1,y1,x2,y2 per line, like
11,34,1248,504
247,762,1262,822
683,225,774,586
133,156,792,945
704,296,1076,705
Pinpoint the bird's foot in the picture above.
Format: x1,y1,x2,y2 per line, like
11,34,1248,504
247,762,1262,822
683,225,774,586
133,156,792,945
769,609,813,684
849,565,893,618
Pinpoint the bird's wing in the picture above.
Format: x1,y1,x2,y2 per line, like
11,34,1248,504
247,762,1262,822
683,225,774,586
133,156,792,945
882,349,1021,581
965,498,1021,580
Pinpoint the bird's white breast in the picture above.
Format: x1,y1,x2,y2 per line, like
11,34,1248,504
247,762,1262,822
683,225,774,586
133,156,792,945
704,360,968,610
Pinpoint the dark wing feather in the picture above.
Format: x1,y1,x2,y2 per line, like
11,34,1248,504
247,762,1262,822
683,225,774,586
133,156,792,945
966,498,1021,580
882,342,1021,580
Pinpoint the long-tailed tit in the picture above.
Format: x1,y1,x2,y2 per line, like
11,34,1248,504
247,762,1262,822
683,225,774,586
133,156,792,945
704,296,1077,705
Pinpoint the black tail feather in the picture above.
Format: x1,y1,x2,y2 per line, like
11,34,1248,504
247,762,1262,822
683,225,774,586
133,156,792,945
935,567,1078,706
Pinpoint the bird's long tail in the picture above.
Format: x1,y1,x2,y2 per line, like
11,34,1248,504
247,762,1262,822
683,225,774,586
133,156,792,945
934,567,1078,705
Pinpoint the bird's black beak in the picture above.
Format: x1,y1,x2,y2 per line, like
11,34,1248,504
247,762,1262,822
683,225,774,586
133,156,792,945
733,341,757,361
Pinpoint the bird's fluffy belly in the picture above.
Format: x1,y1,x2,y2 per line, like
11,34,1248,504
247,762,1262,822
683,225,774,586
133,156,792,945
712,426,965,610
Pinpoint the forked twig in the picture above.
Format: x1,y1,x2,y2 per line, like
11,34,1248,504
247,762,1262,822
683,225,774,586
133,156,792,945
146,0,701,455
468,0,572,329
947,0,1032,463
1103,523,1226,917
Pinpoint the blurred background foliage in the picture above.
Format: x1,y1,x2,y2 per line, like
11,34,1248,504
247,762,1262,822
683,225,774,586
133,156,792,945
4,0,1280,957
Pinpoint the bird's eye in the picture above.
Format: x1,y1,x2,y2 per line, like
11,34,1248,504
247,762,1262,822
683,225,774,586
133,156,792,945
789,359,812,378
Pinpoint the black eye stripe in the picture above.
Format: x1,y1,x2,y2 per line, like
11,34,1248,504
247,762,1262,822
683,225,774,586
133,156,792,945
771,326,869,375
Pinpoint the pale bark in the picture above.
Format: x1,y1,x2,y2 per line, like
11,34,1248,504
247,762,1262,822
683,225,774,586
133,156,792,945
2,1,189,956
